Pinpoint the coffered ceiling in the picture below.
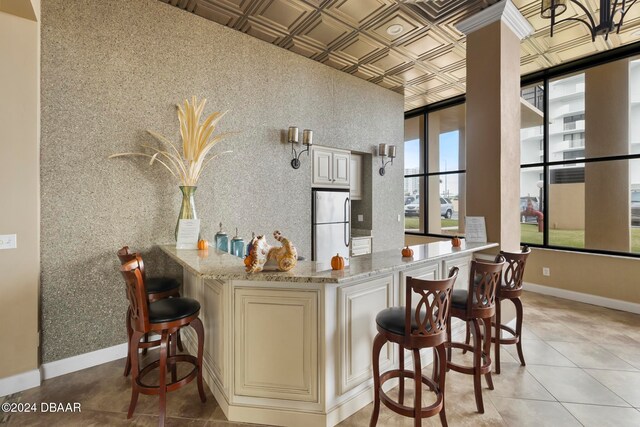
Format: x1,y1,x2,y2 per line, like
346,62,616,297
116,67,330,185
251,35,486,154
160,0,640,111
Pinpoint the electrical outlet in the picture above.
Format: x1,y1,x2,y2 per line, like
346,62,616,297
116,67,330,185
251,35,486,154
542,267,550,276
0,234,17,250
357,214,364,222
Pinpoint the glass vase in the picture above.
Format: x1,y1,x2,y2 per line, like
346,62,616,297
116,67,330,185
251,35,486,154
175,185,198,240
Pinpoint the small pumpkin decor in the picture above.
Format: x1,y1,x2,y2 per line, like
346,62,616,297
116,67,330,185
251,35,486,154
243,254,253,268
331,253,345,271
451,236,462,248
197,239,209,250
401,246,414,257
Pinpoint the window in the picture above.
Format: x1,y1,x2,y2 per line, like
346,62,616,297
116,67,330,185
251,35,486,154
563,114,584,131
519,57,640,256
404,101,466,237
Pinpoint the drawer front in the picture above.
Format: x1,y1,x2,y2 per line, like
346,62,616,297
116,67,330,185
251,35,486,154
351,237,371,256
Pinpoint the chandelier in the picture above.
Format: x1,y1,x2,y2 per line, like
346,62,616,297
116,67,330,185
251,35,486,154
541,0,638,40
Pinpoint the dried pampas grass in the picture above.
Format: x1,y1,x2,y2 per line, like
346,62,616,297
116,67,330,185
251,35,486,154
110,96,232,186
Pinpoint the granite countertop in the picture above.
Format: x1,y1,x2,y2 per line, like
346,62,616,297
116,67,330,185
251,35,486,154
159,241,498,284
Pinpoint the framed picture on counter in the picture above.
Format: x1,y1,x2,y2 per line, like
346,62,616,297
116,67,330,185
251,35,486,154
464,216,487,243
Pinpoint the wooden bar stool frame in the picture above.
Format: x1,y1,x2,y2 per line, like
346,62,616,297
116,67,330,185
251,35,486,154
118,246,182,377
446,258,504,414
492,246,531,373
370,268,458,427
120,257,206,426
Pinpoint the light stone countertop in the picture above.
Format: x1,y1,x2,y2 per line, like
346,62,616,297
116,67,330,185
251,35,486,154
159,241,498,284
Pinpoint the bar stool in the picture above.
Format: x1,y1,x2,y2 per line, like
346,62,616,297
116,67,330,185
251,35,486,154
446,258,504,414
120,256,206,426
492,246,531,373
370,268,458,427
118,246,182,376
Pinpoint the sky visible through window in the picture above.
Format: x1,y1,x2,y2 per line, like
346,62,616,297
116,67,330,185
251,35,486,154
405,130,461,195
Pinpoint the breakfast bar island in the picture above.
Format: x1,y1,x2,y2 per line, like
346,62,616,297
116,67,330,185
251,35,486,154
159,241,498,427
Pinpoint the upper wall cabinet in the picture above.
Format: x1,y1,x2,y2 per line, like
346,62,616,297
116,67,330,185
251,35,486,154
349,153,363,200
312,147,350,188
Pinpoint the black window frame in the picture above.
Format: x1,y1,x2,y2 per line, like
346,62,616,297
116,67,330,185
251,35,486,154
405,96,466,239
405,40,640,258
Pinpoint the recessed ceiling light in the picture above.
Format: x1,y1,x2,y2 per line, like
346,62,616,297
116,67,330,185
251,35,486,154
386,24,405,36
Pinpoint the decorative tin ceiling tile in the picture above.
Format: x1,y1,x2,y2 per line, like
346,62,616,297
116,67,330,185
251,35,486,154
368,50,408,73
240,18,288,43
326,0,392,27
286,38,322,57
392,64,430,83
369,10,421,42
427,49,464,69
252,0,315,33
163,0,640,111
336,34,385,62
193,1,242,26
297,13,353,49
322,52,353,70
351,65,378,80
400,30,446,58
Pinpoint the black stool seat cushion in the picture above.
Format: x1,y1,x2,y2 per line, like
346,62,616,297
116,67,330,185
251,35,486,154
452,289,490,309
146,277,180,294
148,297,200,324
451,289,469,309
376,307,431,336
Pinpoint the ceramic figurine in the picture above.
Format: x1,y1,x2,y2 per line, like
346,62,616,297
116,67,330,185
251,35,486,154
269,230,297,271
245,230,297,273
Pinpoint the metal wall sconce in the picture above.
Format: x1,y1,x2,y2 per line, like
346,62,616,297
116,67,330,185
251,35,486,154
378,143,396,176
288,126,313,169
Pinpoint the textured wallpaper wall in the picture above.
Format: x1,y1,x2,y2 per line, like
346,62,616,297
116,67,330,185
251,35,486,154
41,0,404,363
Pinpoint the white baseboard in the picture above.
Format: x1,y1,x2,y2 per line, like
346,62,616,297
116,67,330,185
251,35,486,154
0,369,41,397
524,282,640,315
40,342,128,380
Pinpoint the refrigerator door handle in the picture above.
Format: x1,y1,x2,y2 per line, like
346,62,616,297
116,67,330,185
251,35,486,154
344,197,350,247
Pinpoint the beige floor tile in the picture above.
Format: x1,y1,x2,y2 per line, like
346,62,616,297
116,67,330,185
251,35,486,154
524,321,590,343
547,341,637,371
487,363,555,401
491,397,581,427
526,365,629,406
585,369,640,407
607,342,640,370
504,339,575,367
562,403,640,427
6,291,640,427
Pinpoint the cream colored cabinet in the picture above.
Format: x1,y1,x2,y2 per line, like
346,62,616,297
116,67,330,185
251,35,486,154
350,236,372,257
338,274,394,394
312,147,350,187
234,287,319,402
349,153,363,200
443,255,472,291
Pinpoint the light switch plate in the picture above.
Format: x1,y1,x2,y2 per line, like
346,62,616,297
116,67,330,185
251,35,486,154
0,234,17,249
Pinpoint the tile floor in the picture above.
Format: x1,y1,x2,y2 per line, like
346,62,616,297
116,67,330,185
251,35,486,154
2,291,640,426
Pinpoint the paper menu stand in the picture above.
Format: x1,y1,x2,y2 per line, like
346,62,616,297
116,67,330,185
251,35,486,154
464,216,487,243
176,219,200,249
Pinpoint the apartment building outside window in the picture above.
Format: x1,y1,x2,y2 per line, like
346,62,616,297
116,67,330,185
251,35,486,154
520,57,640,256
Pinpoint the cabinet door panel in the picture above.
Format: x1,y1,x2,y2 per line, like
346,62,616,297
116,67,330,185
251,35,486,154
349,154,362,200
312,148,332,186
234,288,318,402
338,275,394,394
399,263,440,309
333,152,350,186
203,280,225,388
443,256,471,291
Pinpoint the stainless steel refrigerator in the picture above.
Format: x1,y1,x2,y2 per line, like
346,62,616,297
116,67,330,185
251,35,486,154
312,189,350,268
